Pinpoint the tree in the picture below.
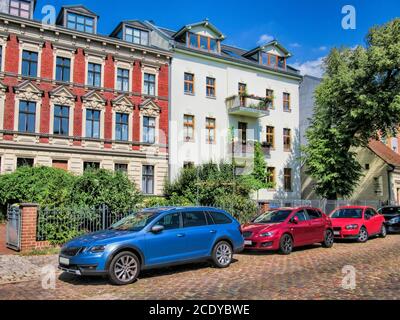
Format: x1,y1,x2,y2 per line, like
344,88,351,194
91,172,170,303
303,18,400,199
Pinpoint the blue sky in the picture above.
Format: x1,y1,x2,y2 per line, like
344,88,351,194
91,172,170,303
34,0,400,76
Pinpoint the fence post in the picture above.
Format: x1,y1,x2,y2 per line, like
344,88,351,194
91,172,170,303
19,203,39,252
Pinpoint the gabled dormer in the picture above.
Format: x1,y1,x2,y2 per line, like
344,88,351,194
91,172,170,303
173,20,225,54
1,0,36,19
110,20,151,46
56,5,98,34
243,40,291,70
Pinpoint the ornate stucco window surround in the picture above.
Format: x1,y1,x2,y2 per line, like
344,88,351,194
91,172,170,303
49,85,76,137
81,90,107,140
139,98,161,148
111,94,135,142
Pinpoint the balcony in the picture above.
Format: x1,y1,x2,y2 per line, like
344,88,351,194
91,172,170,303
226,95,270,118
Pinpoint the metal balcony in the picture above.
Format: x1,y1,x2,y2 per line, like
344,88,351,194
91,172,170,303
226,95,270,118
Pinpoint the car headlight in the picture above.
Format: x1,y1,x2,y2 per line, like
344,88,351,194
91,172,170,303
89,245,106,253
389,217,400,225
345,224,359,230
260,231,275,238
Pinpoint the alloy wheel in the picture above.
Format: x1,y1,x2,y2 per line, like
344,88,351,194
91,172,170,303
358,228,368,242
381,225,387,237
114,255,138,283
282,235,292,253
216,243,232,266
325,230,334,246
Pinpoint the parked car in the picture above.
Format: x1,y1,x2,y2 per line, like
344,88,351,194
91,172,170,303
377,206,400,233
59,207,244,285
329,206,386,242
241,207,334,255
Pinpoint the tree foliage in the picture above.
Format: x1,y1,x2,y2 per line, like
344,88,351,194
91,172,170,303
303,18,400,199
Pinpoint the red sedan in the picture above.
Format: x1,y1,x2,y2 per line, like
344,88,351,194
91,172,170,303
329,206,387,242
241,207,334,255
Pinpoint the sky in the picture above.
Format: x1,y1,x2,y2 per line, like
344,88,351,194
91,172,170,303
34,0,400,77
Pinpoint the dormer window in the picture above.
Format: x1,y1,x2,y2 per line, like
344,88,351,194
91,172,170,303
260,52,286,69
187,32,219,53
9,0,31,18
125,26,149,46
67,12,95,33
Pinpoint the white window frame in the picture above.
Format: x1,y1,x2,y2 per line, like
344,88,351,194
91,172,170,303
141,66,159,96
114,60,133,92
53,48,75,83
18,41,42,78
85,55,105,88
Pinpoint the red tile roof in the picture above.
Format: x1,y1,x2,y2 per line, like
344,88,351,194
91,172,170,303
368,139,400,166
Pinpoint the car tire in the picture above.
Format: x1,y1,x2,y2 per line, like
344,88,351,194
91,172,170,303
279,234,293,255
212,241,233,268
380,224,387,238
322,229,334,248
108,251,140,286
357,227,369,243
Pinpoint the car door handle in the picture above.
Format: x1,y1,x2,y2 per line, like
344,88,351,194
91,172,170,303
176,234,186,238
210,230,217,234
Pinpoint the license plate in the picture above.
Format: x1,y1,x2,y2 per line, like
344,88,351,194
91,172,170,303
334,231,340,236
59,257,70,266
244,240,252,246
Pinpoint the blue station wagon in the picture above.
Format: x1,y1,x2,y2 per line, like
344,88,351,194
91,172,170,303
59,207,244,285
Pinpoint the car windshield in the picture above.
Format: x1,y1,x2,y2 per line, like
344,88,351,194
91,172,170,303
379,207,400,215
330,208,363,219
253,210,292,224
110,211,160,231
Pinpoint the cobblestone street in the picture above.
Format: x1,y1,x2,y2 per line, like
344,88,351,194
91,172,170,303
0,235,399,300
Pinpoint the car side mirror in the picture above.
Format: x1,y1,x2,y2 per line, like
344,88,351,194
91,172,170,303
291,216,299,224
151,225,164,234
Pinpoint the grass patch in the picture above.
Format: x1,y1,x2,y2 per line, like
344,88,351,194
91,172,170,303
19,246,61,256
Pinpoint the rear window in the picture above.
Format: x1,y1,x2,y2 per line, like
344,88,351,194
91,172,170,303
209,211,232,225
307,209,322,219
183,211,207,227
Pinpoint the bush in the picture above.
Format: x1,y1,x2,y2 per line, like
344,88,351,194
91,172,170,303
69,169,142,214
0,166,75,215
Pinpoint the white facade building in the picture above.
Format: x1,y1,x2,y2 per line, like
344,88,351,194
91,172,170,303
152,20,303,201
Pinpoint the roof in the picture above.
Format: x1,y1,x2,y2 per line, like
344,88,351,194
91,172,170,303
173,20,225,40
59,5,99,17
368,139,400,167
243,40,291,58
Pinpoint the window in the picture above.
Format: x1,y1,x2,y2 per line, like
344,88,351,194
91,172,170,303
21,50,38,77
206,77,216,97
143,116,156,144
143,73,155,96
208,211,232,225
56,57,71,82
205,117,216,144
87,63,101,87
365,164,370,170
52,160,68,171
17,158,34,168
155,213,181,230
266,126,275,148
183,115,194,142
84,162,100,171
115,113,129,141
142,165,154,194
266,89,274,109
295,210,309,222
18,101,36,133
283,92,291,112
283,128,291,152
365,209,377,219
183,211,207,228
115,163,128,173
238,83,247,106
67,13,94,33
125,26,149,46
86,109,101,138
183,162,194,169
284,168,292,192
53,105,70,136
307,209,322,220
260,53,286,69
9,0,31,18
267,167,276,186
117,68,130,92
184,73,194,94
278,56,286,69
187,32,219,53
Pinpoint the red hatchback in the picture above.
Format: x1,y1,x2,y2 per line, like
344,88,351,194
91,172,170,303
330,206,387,242
241,207,334,255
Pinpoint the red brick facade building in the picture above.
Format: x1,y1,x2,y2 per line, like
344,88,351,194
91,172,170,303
0,2,171,195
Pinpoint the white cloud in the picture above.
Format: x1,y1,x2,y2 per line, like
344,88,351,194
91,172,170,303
290,42,301,48
318,46,328,51
292,57,326,78
257,34,274,45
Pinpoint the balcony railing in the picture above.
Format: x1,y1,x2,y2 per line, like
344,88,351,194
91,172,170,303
226,94,270,118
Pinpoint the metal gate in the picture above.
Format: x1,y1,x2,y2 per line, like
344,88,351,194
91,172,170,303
6,205,21,251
